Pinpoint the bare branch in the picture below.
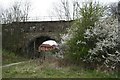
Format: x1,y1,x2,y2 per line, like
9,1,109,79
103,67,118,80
1,0,31,24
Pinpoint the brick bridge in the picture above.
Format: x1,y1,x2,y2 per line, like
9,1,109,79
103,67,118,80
2,20,71,58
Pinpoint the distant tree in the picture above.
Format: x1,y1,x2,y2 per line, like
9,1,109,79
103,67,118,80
52,0,81,21
21,0,31,22
0,7,2,24
1,0,31,24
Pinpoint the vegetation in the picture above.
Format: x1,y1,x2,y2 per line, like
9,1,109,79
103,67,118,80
62,1,120,72
2,50,27,65
2,59,119,78
1,0,31,24
2,0,120,78
64,2,104,64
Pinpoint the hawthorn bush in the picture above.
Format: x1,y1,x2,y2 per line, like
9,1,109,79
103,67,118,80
85,17,120,71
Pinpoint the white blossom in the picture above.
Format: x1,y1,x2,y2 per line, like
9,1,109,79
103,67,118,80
86,17,120,69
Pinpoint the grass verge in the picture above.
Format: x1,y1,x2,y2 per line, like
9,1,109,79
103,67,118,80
2,59,119,78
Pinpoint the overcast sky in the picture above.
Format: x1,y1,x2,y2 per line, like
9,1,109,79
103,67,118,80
0,0,119,21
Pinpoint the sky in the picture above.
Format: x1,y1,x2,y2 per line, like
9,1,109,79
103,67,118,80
0,0,119,21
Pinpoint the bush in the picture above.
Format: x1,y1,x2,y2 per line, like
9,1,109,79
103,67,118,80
64,1,104,64
85,17,120,71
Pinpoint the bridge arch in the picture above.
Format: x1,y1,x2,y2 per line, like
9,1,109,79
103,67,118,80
24,35,58,58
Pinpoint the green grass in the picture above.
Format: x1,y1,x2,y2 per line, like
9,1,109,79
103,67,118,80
2,50,27,65
2,59,119,78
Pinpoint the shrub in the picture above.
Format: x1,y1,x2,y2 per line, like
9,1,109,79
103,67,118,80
63,1,104,64
85,17,120,71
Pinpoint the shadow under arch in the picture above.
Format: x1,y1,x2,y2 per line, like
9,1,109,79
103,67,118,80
24,35,57,58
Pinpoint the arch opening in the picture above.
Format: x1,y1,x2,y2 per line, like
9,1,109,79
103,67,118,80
26,36,57,58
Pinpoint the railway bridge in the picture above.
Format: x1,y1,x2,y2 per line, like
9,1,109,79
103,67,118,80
2,20,71,58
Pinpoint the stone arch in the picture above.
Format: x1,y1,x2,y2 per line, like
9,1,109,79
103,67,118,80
24,35,58,58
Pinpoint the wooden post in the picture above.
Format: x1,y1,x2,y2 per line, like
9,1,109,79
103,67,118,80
34,40,36,59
